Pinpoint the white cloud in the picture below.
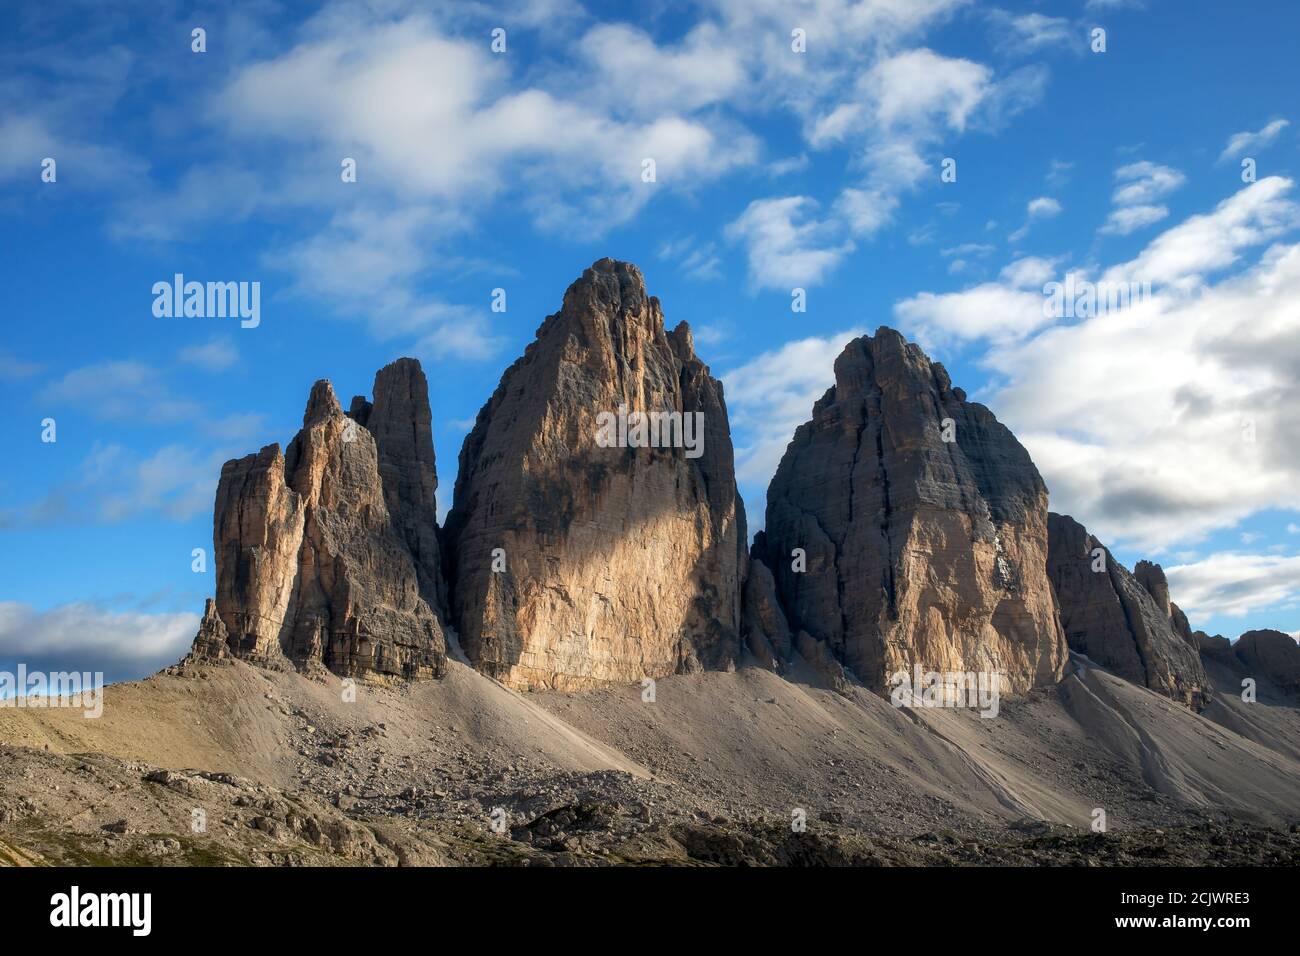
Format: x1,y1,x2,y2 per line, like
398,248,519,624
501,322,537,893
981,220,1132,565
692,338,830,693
658,237,722,281
999,255,1059,288
941,242,996,259
1112,161,1186,206
40,360,202,424
578,23,746,115
864,48,993,134
0,438,234,529
0,600,198,679
726,196,854,289
1100,203,1169,236
1096,161,1185,237
889,178,1300,551
895,283,1050,349
723,328,866,493
992,13,1075,54
1010,196,1063,241
1165,553,1300,622
833,187,899,238
178,338,239,371
1219,119,1291,162
1106,176,1297,288
267,205,504,361
213,15,755,225
1027,196,1063,218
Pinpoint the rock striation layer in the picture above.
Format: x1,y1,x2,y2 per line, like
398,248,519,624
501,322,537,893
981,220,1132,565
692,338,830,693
444,258,747,690
191,364,447,681
761,328,1067,695
1046,513,1208,708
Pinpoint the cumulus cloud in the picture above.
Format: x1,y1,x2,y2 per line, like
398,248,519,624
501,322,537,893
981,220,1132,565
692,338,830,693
212,15,755,225
889,178,1300,552
577,22,746,115
0,600,198,685
722,329,865,500
1165,553,1300,623
895,283,1049,349
726,196,854,289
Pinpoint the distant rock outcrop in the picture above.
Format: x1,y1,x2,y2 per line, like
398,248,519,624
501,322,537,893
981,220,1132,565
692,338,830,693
761,328,1067,695
191,363,447,681
1046,514,1208,708
444,259,747,690
1233,629,1300,693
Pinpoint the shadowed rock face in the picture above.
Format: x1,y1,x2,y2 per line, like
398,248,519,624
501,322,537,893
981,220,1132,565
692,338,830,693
354,359,446,613
761,328,1067,695
1046,514,1208,709
742,534,791,672
194,368,447,682
1233,630,1300,693
444,258,747,690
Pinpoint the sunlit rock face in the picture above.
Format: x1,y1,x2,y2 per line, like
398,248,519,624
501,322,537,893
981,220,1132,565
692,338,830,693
445,259,747,690
194,366,447,682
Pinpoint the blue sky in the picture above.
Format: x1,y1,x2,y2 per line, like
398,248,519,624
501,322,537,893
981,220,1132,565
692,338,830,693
2,0,1298,684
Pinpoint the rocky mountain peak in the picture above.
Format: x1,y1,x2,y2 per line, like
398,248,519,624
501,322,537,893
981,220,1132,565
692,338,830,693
758,326,1066,695
445,258,746,690
303,379,342,426
191,359,447,682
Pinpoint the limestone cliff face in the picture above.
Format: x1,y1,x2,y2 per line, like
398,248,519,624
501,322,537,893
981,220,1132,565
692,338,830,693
194,366,447,682
1046,513,1208,708
761,328,1067,695
444,258,747,690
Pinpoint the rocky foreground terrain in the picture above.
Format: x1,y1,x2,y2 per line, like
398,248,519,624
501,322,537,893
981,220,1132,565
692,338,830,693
2,259,1298,867
1,648,1298,866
